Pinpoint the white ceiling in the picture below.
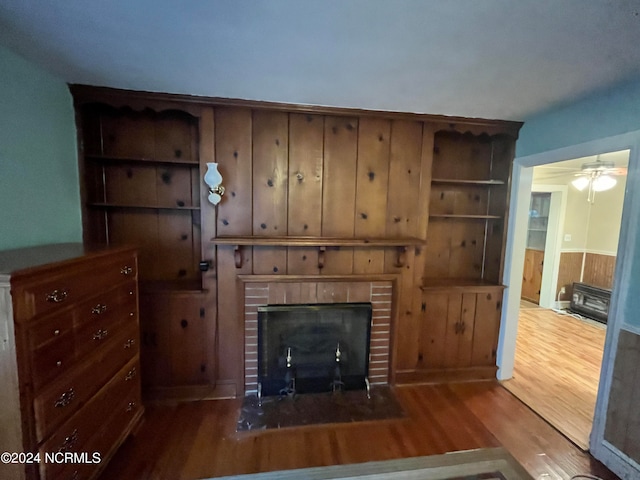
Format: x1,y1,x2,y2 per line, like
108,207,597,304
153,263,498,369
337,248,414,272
533,150,630,183
2,1,640,121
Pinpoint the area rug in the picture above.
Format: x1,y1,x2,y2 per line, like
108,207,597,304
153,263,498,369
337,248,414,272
209,447,533,479
236,386,405,431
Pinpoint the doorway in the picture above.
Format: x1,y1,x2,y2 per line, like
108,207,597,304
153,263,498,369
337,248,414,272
501,150,628,450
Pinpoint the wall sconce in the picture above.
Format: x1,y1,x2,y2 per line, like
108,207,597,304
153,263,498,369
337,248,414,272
204,162,225,205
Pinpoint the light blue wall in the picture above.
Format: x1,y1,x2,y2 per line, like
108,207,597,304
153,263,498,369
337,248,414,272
517,78,640,327
517,77,640,158
0,46,81,251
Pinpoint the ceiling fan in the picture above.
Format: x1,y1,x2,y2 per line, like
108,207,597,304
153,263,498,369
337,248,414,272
570,156,627,203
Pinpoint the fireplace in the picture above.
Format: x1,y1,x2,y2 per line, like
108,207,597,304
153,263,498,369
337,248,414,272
257,303,372,396
242,278,394,395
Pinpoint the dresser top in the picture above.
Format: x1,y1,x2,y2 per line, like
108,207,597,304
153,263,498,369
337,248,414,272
0,243,135,281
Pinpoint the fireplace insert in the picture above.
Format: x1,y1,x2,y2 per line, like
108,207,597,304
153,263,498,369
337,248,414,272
570,282,611,324
257,303,372,397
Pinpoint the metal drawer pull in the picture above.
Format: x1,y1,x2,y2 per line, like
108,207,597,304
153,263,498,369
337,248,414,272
125,367,137,381
126,401,136,412
58,429,78,453
124,339,136,349
93,329,108,340
54,388,75,408
46,289,68,303
120,266,133,275
91,304,108,315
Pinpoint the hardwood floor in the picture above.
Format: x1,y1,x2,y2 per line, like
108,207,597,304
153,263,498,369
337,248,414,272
99,382,618,480
502,307,606,450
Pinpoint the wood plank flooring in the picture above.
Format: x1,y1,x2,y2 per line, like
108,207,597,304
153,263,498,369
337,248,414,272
98,382,618,480
502,307,606,450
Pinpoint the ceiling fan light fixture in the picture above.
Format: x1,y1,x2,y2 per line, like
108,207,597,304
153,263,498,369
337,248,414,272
571,176,590,191
592,174,617,192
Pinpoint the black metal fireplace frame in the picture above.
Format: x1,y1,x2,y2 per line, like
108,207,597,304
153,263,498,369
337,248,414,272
257,302,373,397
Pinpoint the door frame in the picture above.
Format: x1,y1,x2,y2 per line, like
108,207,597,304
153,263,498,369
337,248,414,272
499,129,640,477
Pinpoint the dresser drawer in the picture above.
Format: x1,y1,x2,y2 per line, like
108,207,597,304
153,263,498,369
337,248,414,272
31,329,76,391
29,309,74,349
39,356,140,480
16,252,137,321
34,321,139,442
73,281,137,359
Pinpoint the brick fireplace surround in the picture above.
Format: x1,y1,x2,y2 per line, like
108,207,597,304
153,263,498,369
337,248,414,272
240,276,397,395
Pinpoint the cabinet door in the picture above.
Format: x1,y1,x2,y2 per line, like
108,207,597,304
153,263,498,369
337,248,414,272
421,289,502,371
471,290,503,367
420,292,474,369
521,248,544,303
140,291,216,388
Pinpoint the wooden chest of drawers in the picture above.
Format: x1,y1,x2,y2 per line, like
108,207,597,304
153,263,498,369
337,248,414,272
0,244,143,480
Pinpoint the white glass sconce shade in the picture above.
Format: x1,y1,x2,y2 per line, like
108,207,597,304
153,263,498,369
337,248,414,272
204,162,225,205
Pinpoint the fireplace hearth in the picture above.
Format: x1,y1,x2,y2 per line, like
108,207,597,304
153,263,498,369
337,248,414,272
257,303,372,398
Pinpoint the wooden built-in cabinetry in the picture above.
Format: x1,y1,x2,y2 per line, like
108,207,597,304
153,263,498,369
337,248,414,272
0,244,142,480
73,92,218,400
71,85,521,398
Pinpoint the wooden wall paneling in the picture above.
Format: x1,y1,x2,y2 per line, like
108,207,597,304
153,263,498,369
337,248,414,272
252,111,289,273
215,245,252,392
321,116,358,274
252,110,289,235
353,117,391,273
384,121,423,378
154,110,197,162
139,293,172,388
169,293,210,385
557,251,584,301
471,290,502,367
286,248,320,275
108,210,159,280
385,120,423,238
419,292,448,369
104,164,158,206
583,253,616,289
442,293,464,368
156,210,198,282
156,164,195,208
455,293,476,368
287,113,324,274
483,218,506,284
288,113,324,235
354,117,391,235
424,219,451,279
80,105,103,156
214,107,253,236
448,220,485,279
417,124,435,240
101,108,156,158
199,107,218,388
